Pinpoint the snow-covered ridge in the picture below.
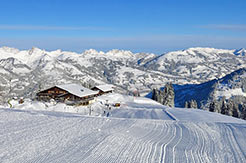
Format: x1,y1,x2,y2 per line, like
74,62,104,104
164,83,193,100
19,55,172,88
0,46,242,61
0,46,137,58
144,47,246,83
0,46,147,70
154,47,236,65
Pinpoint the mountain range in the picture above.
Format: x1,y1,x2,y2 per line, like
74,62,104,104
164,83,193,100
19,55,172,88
0,46,246,106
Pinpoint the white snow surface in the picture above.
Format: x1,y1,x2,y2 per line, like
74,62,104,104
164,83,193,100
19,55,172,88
215,88,246,99
56,83,99,97
1,93,246,162
93,84,115,92
215,82,246,99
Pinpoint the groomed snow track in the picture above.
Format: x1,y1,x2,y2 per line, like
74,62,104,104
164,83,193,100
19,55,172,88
0,108,246,163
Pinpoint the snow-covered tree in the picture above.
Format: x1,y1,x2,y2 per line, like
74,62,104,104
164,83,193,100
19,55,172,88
232,103,239,118
162,83,175,107
185,100,198,109
152,83,175,107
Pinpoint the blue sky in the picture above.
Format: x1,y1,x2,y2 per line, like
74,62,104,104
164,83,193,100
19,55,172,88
0,0,245,54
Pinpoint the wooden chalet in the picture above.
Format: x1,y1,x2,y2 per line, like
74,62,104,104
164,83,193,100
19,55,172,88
91,84,114,95
36,83,99,105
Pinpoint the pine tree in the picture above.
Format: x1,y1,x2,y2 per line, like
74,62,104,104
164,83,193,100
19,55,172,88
209,101,216,112
185,100,198,109
221,99,227,115
162,83,175,107
226,100,233,116
152,83,175,107
241,105,246,120
191,100,198,108
232,103,239,118
152,88,158,101
185,101,189,108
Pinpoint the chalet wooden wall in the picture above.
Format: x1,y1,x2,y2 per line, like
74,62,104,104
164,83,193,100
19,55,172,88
36,86,97,106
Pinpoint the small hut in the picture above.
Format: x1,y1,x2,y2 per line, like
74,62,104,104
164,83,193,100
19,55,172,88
91,84,115,96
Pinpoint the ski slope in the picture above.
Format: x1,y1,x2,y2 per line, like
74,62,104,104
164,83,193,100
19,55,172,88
1,94,246,163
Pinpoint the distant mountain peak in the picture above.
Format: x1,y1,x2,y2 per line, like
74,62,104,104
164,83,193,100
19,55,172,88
83,49,100,55
82,48,135,58
0,46,20,54
106,49,133,57
186,47,216,51
28,47,45,55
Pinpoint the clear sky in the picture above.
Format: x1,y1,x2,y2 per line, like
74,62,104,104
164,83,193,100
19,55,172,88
0,0,245,54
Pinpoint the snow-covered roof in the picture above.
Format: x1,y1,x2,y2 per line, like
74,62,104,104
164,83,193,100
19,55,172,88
94,84,115,92
56,83,98,98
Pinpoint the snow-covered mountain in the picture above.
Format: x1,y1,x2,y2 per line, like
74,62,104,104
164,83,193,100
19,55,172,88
0,46,246,103
171,68,246,120
0,46,159,101
174,68,246,107
144,47,246,83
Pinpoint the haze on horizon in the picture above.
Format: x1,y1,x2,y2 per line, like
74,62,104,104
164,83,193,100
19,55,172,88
0,0,245,54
